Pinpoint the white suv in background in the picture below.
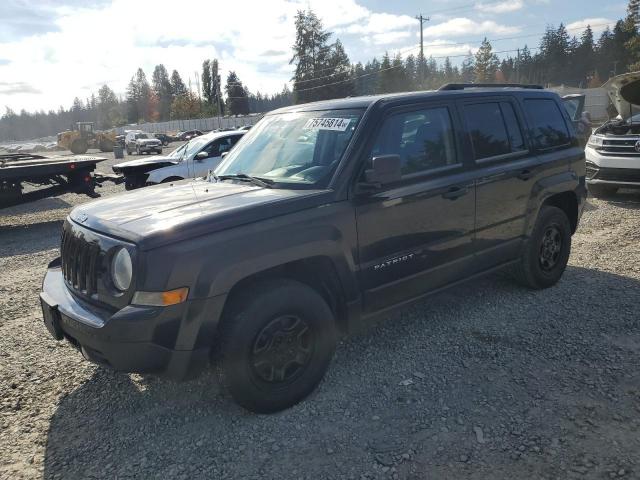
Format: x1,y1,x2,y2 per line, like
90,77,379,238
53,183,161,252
125,131,163,155
586,71,640,197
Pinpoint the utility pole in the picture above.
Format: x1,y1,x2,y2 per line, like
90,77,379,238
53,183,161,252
415,14,429,60
416,13,429,89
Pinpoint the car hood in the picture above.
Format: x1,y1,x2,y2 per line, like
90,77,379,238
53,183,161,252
113,155,177,169
603,71,640,118
69,179,330,250
137,138,160,144
112,155,178,174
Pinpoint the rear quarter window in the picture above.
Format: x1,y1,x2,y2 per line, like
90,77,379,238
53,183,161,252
524,99,571,150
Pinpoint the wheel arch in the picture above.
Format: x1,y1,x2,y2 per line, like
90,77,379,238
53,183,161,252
541,191,579,233
218,256,351,336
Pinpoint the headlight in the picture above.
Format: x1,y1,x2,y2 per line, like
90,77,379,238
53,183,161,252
588,135,604,147
111,247,132,291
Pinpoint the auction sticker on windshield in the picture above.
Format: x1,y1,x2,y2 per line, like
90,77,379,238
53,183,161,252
303,117,352,131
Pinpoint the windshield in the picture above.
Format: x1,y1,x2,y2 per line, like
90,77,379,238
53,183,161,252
135,133,150,139
184,135,212,158
166,143,188,160
215,109,363,186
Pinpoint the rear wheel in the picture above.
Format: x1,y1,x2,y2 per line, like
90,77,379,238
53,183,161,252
70,139,88,154
589,184,618,198
515,206,571,289
218,279,337,413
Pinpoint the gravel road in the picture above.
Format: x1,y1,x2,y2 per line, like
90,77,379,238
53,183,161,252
1,154,639,479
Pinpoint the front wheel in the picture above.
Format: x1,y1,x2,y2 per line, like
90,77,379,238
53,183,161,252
515,206,571,289
218,279,337,413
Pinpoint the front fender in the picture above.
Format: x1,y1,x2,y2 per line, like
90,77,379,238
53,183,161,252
140,201,359,304
523,170,579,236
146,163,187,184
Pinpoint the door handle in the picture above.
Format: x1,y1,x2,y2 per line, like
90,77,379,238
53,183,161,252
441,186,469,200
517,169,534,181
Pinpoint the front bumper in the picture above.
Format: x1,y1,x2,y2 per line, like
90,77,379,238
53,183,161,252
585,146,640,188
40,260,226,379
138,144,162,152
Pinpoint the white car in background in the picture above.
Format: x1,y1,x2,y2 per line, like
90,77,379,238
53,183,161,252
112,130,245,190
585,71,640,197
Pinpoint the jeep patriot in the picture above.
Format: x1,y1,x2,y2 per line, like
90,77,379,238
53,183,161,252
40,84,587,413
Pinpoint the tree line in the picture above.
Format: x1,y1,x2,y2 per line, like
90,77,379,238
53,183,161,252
0,63,292,142
2,0,639,142
289,1,640,102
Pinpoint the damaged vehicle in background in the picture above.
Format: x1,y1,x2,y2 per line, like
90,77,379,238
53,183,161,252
585,71,640,197
112,130,245,189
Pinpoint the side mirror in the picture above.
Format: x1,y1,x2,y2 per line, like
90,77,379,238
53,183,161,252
363,154,402,186
195,151,209,161
221,151,229,159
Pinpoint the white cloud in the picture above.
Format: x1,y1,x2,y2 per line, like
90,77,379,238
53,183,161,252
369,31,412,45
422,18,521,38
0,0,531,113
342,12,416,35
475,0,524,14
566,17,616,36
423,40,476,58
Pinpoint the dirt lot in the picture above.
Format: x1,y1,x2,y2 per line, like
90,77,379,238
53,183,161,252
1,153,639,479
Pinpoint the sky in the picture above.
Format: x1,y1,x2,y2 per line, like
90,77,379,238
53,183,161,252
0,0,628,113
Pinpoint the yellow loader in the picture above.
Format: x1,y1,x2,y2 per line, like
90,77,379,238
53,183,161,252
57,122,116,154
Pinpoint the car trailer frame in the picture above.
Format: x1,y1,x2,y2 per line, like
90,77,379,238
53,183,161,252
0,153,123,208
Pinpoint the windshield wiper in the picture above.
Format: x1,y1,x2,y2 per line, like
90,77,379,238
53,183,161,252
216,173,274,188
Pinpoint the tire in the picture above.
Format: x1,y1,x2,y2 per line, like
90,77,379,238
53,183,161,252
218,279,337,413
70,139,88,154
515,206,571,290
99,139,114,152
589,184,618,198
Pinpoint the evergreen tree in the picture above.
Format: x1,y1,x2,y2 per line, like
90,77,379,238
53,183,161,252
474,38,499,82
170,70,187,97
224,71,250,115
96,85,120,129
202,59,212,105
290,9,333,103
461,52,475,82
405,54,417,90
325,39,353,98
125,68,152,123
152,64,173,121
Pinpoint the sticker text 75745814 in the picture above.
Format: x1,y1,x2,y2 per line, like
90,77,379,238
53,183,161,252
302,117,352,131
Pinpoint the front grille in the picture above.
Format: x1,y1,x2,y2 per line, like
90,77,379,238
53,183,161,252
61,228,101,296
596,137,640,156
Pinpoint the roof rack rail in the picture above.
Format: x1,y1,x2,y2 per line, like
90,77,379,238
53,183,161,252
438,83,544,91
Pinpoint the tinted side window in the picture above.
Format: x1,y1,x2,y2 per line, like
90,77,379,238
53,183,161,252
464,102,510,159
524,99,570,149
371,106,457,176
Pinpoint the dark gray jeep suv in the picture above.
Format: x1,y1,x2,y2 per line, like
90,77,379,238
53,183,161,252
40,85,587,413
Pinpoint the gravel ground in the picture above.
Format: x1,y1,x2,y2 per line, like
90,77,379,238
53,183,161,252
1,155,639,479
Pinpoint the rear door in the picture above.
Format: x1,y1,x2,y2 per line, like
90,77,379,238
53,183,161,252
354,102,476,313
457,97,537,267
